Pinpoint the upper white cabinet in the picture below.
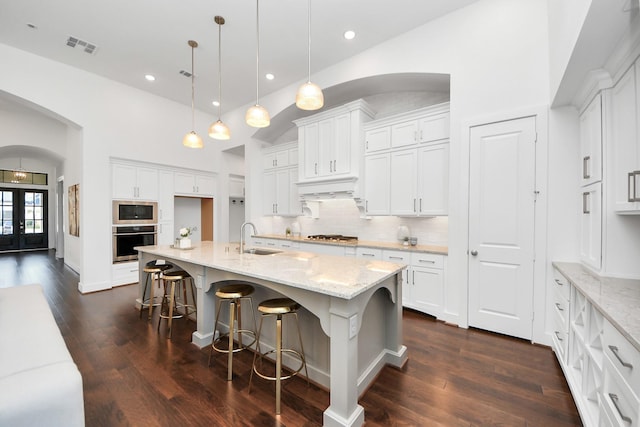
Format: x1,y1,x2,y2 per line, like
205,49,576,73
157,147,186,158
363,103,450,216
294,100,375,196
580,94,603,186
262,142,301,216
229,176,245,198
609,63,640,214
580,182,602,270
157,170,174,222
112,163,159,201
174,172,215,196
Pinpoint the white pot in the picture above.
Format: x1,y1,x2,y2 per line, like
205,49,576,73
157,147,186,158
179,238,191,249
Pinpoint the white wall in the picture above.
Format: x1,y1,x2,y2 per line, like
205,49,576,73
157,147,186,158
0,42,224,292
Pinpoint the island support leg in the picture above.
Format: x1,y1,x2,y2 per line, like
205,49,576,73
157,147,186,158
323,305,364,427
192,273,216,348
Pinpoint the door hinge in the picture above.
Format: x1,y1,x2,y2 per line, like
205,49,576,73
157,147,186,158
535,132,538,143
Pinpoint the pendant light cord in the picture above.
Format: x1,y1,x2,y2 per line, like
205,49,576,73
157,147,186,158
256,0,260,105
307,0,311,83
218,19,223,120
190,44,195,131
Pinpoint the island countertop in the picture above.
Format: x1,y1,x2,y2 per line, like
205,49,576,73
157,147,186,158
137,241,406,300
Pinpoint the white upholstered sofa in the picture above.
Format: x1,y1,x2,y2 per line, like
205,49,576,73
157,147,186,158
0,284,85,426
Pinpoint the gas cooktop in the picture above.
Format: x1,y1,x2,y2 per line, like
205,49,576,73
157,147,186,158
306,234,358,242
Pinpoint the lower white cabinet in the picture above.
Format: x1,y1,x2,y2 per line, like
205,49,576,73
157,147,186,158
383,250,445,318
553,266,640,427
112,261,138,287
356,247,382,259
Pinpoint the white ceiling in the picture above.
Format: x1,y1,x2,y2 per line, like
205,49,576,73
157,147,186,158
0,0,478,116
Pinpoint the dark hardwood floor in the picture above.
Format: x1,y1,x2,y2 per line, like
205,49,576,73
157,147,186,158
0,250,582,426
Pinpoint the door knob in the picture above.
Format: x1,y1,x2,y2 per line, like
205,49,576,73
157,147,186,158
470,250,478,256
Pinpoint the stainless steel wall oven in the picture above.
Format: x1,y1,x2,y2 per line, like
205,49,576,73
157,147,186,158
112,225,157,263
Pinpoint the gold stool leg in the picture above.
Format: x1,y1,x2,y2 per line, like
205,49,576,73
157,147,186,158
276,314,282,415
167,280,176,338
208,299,224,367
148,272,156,321
227,300,236,381
293,312,310,385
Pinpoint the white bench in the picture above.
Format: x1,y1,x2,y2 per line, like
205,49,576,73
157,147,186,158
0,284,85,426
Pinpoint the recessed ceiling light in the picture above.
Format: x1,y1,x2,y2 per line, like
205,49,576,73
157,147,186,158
265,73,275,80
144,74,156,81
344,30,356,40
212,100,220,107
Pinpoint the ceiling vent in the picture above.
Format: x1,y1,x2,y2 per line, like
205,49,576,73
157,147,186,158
179,70,193,78
66,36,98,55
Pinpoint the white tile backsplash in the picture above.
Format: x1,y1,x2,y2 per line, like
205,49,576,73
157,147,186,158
260,199,448,246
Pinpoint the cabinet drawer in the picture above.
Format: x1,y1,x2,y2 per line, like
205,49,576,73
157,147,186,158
552,286,570,333
382,250,411,264
356,247,382,259
602,355,640,426
552,308,569,362
410,252,444,269
604,320,640,396
552,268,571,301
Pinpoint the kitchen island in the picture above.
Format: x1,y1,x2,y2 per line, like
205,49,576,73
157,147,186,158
136,241,407,427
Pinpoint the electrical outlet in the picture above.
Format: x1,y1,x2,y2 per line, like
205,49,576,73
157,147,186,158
349,314,358,339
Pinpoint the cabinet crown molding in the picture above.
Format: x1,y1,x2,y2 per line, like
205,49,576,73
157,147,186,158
292,99,375,127
572,69,612,112
363,102,450,130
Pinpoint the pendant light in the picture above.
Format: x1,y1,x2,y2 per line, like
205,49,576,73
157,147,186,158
295,0,324,111
13,158,26,181
245,0,270,128
182,40,204,148
209,15,231,140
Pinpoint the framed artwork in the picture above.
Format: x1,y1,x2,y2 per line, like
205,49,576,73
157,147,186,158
68,184,79,237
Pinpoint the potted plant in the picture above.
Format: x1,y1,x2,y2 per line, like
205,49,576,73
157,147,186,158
178,226,196,248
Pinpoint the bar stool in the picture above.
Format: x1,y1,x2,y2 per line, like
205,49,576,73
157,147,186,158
249,298,309,415
157,269,196,338
140,260,173,320
208,281,257,381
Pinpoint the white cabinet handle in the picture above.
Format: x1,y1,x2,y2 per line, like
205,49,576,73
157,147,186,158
413,198,416,212
419,259,436,263
333,160,337,171
362,253,376,257
628,171,640,202
389,256,404,260
583,156,590,179
609,393,632,424
608,345,633,369
315,163,318,175
329,161,333,173
582,192,590,214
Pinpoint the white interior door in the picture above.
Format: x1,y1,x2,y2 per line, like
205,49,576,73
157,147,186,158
468,116,536,340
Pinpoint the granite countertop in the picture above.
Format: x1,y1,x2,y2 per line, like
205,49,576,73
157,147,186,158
553,262,640,352
137,241,406,300
254,234,448,255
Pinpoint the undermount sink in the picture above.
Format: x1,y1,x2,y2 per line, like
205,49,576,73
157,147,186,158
243,248,282,256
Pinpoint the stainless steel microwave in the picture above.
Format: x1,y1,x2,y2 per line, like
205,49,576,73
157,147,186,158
112,200,157,225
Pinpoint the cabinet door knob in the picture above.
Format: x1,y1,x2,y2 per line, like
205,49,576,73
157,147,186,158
470,250,478,256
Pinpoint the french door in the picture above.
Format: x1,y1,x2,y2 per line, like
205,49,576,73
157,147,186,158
0,188,48,252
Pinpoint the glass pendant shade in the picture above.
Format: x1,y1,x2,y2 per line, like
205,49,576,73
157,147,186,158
182,131,203,148
296,81,324,110
208,120,231,140
246,104,270,128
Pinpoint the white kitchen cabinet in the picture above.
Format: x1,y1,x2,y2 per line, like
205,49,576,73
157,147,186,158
262,142,300,216
365,126,391,153
580,182,602,270
405,252,445,318
229,176,245,198
174,172,215,196
263,169,292,216
301,113,351,178
355,247,382,259
580,93,603,186
390,149,418,215
382,250,411,306
363,103,450,217
294,100,375,193
157,221,174,245
363,153,390,215
157,170,174,221
112,261,138,286
112,163,158,201
609,63,640,214
551,269,571,364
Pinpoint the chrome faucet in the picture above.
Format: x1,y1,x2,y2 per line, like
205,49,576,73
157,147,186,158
239,221,258,253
